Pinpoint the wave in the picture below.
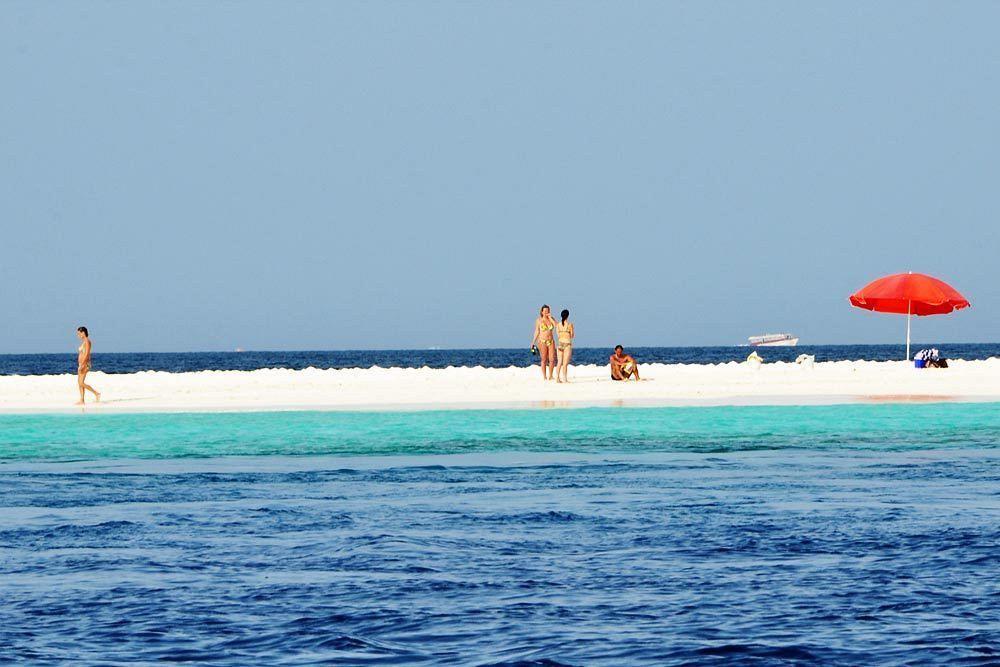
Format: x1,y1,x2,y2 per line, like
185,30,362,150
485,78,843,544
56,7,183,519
5,356,1000,379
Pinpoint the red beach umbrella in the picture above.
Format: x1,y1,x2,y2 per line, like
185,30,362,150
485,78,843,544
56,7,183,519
849,272,970,360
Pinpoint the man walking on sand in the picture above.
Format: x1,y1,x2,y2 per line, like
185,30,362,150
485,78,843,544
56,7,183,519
610,345,640,381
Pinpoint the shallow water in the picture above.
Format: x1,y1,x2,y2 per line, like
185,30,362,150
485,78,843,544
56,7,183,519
2,402,1000,461
2,405,999,665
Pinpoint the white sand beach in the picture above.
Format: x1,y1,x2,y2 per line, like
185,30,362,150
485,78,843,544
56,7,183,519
2,359,1000,413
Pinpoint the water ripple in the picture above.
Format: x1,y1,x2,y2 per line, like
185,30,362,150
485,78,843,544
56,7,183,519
1,451,998,664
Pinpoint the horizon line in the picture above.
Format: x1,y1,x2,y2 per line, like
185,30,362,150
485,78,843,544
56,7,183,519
1,341,996,356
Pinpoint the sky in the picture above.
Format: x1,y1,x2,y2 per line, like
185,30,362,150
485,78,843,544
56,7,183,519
2,2,998,353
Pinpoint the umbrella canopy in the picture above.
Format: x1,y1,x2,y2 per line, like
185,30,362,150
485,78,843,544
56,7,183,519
849,272,970,361
849,272,970,316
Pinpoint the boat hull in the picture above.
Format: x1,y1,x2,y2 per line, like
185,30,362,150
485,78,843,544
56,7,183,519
751,338,799,347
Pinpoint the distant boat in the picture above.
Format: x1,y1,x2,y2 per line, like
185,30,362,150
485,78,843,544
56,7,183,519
748,333,799,347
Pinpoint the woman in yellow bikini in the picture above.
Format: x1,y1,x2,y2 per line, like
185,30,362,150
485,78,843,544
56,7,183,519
75,326,101,405
531,305,557,380
556,309,574,383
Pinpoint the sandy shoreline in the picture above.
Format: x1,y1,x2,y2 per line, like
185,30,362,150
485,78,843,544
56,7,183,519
2,359,999,414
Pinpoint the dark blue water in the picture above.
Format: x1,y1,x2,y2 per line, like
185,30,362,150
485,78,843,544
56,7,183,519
3,343,998,375
2,449,998,665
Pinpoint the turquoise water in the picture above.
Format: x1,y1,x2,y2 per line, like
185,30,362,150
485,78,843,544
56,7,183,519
2,402,998,461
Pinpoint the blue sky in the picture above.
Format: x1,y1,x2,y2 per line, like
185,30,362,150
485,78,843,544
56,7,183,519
2,2,997,352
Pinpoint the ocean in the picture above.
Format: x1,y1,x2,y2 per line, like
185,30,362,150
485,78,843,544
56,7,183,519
2,343,999,376
1,351,998,664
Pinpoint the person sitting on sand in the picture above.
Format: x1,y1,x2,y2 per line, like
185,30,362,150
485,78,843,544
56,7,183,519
75,326,101,405
610,345,639,381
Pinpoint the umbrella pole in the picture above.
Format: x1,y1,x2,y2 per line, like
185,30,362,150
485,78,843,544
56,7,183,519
905,300,912,361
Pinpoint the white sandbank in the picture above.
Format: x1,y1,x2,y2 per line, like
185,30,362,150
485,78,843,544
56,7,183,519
2,359,999,414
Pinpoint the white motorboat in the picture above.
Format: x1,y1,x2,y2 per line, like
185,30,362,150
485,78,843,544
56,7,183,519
748,333,799,347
